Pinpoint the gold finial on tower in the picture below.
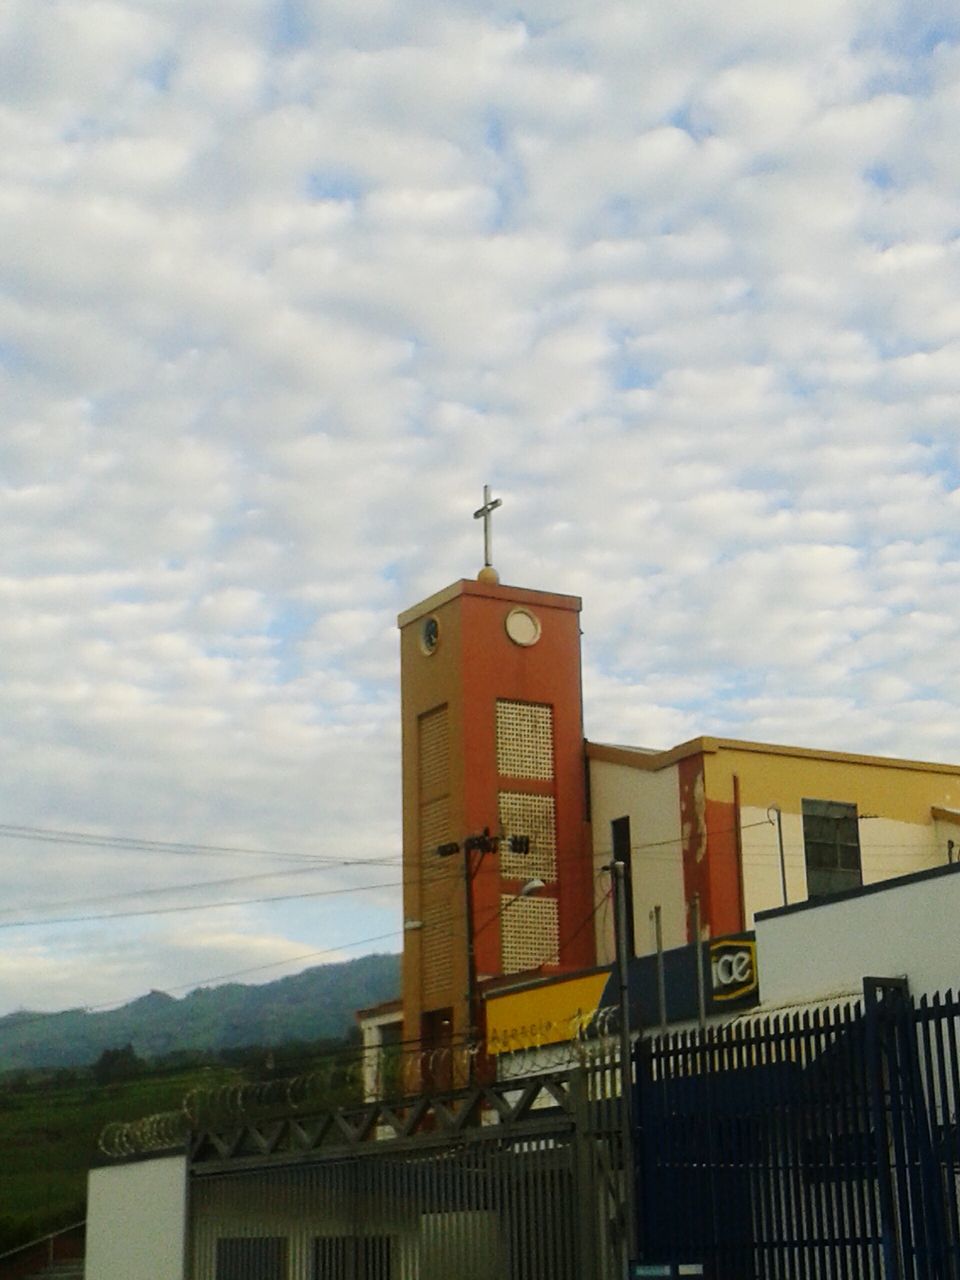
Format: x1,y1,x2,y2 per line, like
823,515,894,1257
473,484,502,583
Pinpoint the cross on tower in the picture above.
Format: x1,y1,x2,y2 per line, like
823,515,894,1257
473,484,502,569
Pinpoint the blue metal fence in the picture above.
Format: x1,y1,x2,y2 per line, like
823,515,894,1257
636,981,960,1279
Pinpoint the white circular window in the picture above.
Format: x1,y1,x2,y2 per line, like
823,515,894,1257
505,607,541,647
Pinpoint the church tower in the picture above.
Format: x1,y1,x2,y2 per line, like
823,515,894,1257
398,489,594,1083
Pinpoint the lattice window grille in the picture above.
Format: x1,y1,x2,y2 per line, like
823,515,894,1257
421,846,454,1003
419,797,450,859
422,916,452,1002
498,791,556,879
500,895,559,973
418,687,453,1002
496,700,554,780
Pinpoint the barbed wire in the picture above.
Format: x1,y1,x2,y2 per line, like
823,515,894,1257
95,998,643,1159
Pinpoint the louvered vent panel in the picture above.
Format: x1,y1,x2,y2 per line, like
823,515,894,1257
496,700,554,780
500,895,559,973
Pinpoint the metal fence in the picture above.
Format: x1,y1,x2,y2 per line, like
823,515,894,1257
109,981,960,1279
189,1066,628,1280
637,980,960,1280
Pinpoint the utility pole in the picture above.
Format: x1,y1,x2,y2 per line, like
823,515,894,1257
439,828,531,1086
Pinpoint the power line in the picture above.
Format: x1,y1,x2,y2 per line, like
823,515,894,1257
592,815,778,861
0,861,479,929
0,893,622,1078
0,863,337,918
0,821,400,866
0,878,406,931
0,929,404,1041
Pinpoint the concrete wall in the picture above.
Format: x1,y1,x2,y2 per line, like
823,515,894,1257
589,758,686,962
756,862,960,1007
86,1155,187,1280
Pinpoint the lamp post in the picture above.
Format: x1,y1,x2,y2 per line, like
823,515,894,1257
605,853,639,1269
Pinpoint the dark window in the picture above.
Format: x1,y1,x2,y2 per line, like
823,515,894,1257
216,1237,287,1280
420,1007,452,1091
314,1236,393,1280
802,799,861,898
611,816,635,957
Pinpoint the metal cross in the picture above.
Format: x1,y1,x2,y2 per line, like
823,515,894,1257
473,484,502,568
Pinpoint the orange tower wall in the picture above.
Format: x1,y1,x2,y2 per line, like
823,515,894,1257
399,579,593,1058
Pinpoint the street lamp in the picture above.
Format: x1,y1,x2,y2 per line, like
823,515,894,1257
514,876,545,899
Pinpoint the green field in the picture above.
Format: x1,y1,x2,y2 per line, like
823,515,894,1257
0,1035,363,1257
0,1064,243,1255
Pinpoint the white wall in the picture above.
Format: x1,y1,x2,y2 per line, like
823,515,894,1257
590,759,686,962
757,864,960,1007
86,1154,188,1280
358,1009,402,1100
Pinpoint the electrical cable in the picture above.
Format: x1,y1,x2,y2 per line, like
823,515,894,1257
0,821,400,865
592,815,779,860
0,878,405,930
0,880,622,1075
0,861,480,930
0,863,340,917
0,930,403,1036
0,816,775,933
6,815,940,932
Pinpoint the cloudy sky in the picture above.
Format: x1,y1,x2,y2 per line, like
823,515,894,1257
1,0,959,1020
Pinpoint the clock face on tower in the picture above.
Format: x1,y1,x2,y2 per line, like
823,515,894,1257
504,607,541,647
420,616,440,655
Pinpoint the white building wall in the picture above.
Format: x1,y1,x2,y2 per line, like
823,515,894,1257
358,1009,402,1101
86,1154,188,1280
756,863,960,1007
589,759,686,962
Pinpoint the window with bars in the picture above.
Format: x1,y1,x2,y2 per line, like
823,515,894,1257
802,799,862,898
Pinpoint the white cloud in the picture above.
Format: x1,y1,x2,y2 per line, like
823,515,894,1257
0,0,958,1015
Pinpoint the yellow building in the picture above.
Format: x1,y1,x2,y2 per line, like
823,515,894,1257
588,735,960,964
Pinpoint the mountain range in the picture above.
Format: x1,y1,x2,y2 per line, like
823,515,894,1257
0,952,400,1073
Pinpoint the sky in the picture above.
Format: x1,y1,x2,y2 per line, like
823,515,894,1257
1,0,960,1021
